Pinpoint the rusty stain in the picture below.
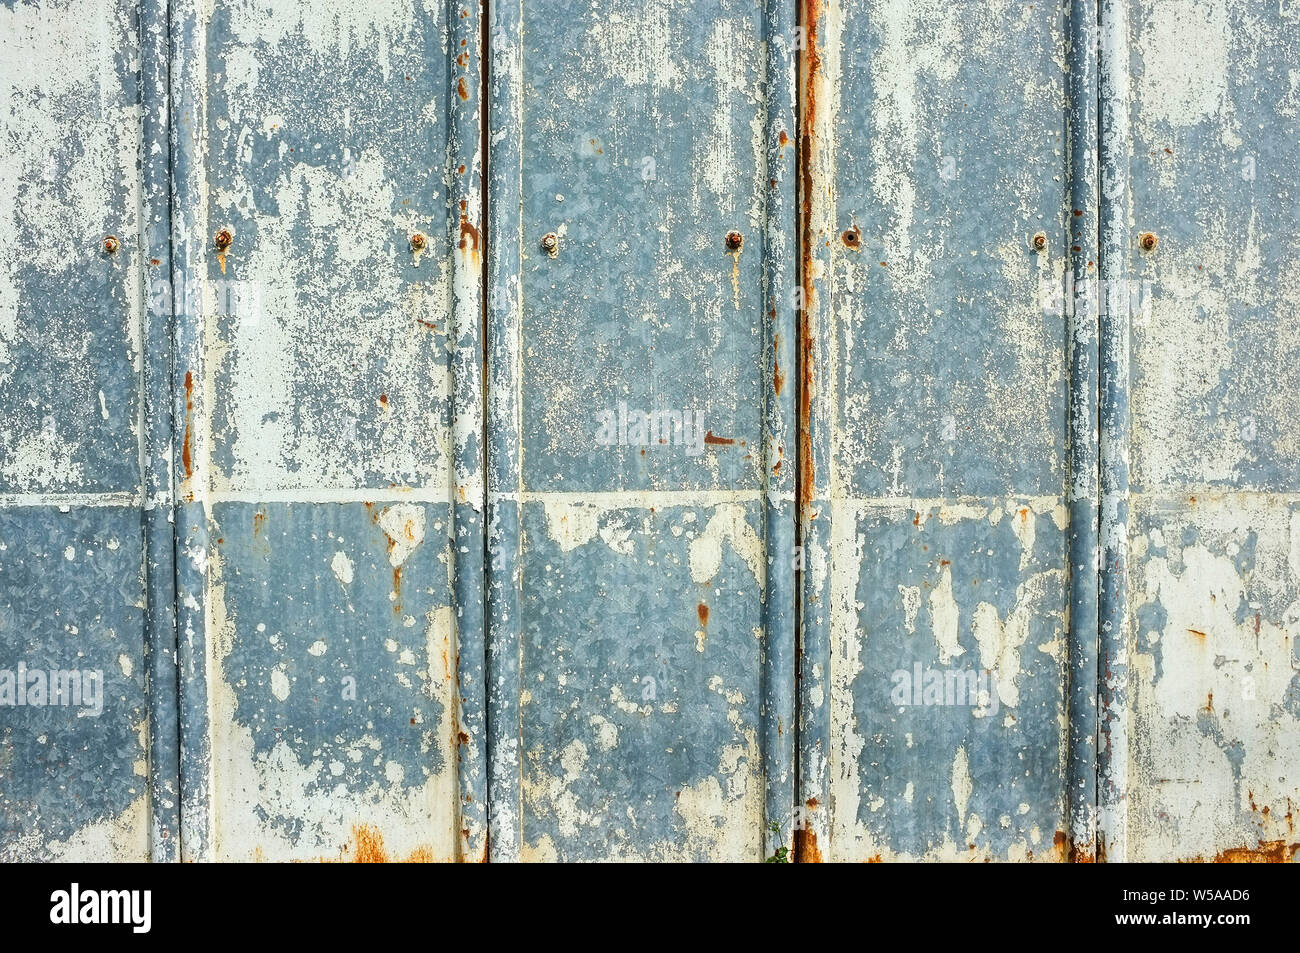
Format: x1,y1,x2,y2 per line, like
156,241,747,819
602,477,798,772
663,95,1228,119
697,602,709,627
1196,840,1300,863
336,824,433,863
214,228,232,273
798,0,822,518
181,370,194,479
794,825,822,862
704,430,735,446
252,510,266,537
726,231,743,309
772,331,785,398
457,76,469,101
458,201,480,260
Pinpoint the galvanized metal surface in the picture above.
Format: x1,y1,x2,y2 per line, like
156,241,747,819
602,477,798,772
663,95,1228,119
1,0,1297,862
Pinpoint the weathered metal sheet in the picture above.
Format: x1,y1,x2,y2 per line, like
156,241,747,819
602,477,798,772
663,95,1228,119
167,0,480,860
0,0,153,860
805,0,1076,861
489,0,798,861
1122,0,1300,862
4,0,1299,865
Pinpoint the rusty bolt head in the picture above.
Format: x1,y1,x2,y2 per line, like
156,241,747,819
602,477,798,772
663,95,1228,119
1032,231,1048,252
541,232,558,257
1139,231,1159,252
214,229,233,251
841,226,861,249
725,230,744,252
102,235,119,255
410,232,426,252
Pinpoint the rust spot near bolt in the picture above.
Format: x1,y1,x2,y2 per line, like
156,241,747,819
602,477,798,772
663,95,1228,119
102,235,119,255
841,226,861,250
1032,231,1047,252
541,232,558,258
1139,231,1159,252
724,230,744,252
410,232,427,252
214,229,233,274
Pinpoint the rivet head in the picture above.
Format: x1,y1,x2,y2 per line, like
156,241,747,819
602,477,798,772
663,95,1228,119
102,235,119,255
541,232,558,257
410,232,426,251
724,230,744,252
841,226,861,249
214,229,233,251
1139,231,1159,252
1032,231,1047,252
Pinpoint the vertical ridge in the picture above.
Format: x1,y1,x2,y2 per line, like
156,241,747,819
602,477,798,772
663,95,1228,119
794,0,833,863
168,0,212,861
1065,0,1101,863
1097,0,1131,863
761,0,799,862
449,0,489,863
140,0,181,863
484,0,524,863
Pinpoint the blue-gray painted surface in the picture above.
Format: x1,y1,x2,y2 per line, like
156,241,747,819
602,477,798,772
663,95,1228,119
2,0,1297,863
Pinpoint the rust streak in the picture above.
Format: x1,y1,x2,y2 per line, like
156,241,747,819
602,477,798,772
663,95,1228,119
1208,840,1300,863
181,370,194,479
336,824,434,863
797,0,823,518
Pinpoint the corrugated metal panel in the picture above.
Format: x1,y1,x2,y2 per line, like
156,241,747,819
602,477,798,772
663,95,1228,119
487,0,798,861
1121,0,1300,863
166,0,481,861
1,0,1297,863
801,0,1075,862
0,0,153,861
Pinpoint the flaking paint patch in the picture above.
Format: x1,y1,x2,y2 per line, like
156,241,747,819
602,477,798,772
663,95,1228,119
928,565,963,664
1136,0,1229,128
687,503,764,585
1129,495,1300,860
205,536,459,861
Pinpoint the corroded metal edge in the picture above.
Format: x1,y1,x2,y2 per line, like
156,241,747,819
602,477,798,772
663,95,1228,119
794,0,833,863
449,0,489,864
761,0,799,862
